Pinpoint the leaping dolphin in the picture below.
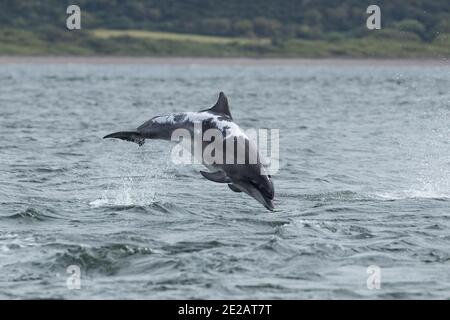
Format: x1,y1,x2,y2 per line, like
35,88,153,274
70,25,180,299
104,92,275,211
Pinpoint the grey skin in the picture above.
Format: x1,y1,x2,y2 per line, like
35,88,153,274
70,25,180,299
104,92,275,211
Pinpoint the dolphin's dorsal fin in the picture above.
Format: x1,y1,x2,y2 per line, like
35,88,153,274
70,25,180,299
204,92,232,119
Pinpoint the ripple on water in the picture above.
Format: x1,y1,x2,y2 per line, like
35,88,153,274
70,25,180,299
370,190,450,201
0,232,39,253
161,240,228,254
89,198,183,215
1,207,59,221
51,244,154,275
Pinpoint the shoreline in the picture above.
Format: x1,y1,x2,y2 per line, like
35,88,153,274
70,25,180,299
0,56,449,66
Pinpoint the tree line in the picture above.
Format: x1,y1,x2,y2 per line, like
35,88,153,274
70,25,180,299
0,0,449,41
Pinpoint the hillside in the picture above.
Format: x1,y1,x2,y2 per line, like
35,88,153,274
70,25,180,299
0,0,449,57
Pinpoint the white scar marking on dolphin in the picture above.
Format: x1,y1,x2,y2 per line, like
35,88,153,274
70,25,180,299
153,112,248,139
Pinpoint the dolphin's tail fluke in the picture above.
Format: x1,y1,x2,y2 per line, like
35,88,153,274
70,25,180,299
103,131,145,146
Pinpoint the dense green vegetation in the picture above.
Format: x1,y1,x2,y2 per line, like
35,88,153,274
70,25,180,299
0,0,449,57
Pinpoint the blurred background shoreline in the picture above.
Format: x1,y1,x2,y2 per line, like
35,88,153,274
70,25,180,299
1,1,449,59
0,57,449,65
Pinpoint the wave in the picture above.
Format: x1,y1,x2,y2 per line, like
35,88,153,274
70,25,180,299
90,201,180,215
0,232,38,254
2,207,58,221
51,243,154,275
161,240,227,254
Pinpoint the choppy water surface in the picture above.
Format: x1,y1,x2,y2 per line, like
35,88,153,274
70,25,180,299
0,61,449,299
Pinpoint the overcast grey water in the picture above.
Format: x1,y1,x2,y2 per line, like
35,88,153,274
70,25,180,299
0,60,449,299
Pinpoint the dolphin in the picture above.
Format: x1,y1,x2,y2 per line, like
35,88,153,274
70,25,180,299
104,92,275,211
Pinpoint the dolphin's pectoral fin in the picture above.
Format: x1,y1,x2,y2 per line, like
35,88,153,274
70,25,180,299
228,184,242,193
200,170,230,183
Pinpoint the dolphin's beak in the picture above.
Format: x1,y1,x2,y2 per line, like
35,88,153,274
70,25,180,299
255,192,274,211
263,198,275,211
251,190,274,211
235,182,274,211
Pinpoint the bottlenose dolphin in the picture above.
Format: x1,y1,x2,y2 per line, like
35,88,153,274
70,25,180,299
104,92,275,211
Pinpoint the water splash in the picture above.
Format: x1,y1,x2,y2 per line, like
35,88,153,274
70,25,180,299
373,108,450,201
372,190,449,201
372,169,450,200
90,148,174,208
89,176,157,207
